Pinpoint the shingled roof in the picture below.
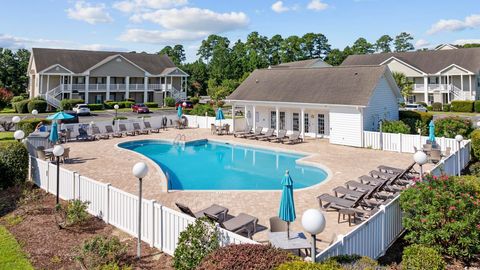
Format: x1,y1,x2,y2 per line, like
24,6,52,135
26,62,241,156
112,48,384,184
341,47,480,74
227,65,395,106
274,58,331,68
32,48,176,75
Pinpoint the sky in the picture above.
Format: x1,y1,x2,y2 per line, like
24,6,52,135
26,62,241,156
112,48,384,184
1,0,479,62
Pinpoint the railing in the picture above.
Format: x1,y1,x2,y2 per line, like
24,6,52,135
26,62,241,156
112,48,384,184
413,84,451,91
109,84,126,91
29,157,257,256
316,141,471,261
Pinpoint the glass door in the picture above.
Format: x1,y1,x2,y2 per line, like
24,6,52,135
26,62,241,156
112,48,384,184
317,114,325,135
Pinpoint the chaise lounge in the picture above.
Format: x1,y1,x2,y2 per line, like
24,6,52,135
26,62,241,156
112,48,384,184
175,202,229,222
205,212,258,239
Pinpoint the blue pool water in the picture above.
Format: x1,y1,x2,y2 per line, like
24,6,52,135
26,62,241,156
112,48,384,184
119,140,328,190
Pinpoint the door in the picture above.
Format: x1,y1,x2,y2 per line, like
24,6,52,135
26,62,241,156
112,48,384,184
304,113,309,133
317,114,325,135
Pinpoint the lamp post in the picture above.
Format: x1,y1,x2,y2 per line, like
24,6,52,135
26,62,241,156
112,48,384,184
455,134,464,176
413,151,428,181
114,104,119,119
132,162,148,258
182,101,187,108
12,116,21,124
52,144,64,206
31,109,38,116
13,130,25,142
301,209,326,262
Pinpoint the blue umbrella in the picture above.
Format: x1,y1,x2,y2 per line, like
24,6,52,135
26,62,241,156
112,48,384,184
49,121,59,144
216,108,225,126
429,120,435,143
46,111,74,120
177,105,183,118
278,170,296,239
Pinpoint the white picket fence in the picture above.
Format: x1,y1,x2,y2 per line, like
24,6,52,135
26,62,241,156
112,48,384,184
29,157,256,256
315,141,471,261
184,115,246,131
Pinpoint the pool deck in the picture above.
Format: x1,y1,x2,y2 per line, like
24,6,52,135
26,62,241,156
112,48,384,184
61,128,420,250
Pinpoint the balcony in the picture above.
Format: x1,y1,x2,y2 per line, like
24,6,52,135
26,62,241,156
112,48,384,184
413,84,452,92
58,83,177,92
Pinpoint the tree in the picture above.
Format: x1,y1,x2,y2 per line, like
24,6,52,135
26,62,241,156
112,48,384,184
375,35,393,53
197,35,230,62
301,33,331,59
461,43,480,48
268,34,283,65
181,60,208,96
324,48,345,66
0,48,30,96
158,44,185,65
245,32,270,71
392,71,413,99
394,32,414,52
351,38,374,54
280,35,303,62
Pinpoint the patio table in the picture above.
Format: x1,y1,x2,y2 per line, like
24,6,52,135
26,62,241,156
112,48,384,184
269,231,311,255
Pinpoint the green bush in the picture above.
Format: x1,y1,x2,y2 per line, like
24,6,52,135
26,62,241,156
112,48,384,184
10,96,25,104
76,236,127,270
442,104,451,112
399,111,433,135
276,260,342,270
87,104,104,110
402,244,446,270
173,218,219,270
104,102,122,109
475,101,480,113
381,120,411,134
471,129,480,160
165,97,176,107
187,104,215,117
17,118,51,137
426,105,433,111
0,141,28,188
197,244,296,270
190,97,200,105
27,99,47,113
120,101,134,108
467,161,480,176
400,175,480,260
14,99,30,113
65,199,90,226
450,100,474,112
144,102,158,108
434,116,472,139
431,102,442,111
60,99,84,110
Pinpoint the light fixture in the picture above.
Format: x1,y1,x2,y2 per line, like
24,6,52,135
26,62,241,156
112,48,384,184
14,130,25,141
132,162,148,258
53,144,65,206
114,104,119,110
31,109,38,116
301,209,326,262
12,116,21,124
413,151,428,181
455,134,464,176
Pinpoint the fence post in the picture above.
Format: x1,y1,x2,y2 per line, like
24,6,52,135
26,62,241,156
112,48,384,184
159,203,163,251
46,161,50,193
28,156,32,182
398,133,402,153
105,183,111,224
380,205,386,256
150,200,156,247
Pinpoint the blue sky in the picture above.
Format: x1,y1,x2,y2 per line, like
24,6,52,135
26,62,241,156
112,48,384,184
1,0,479,61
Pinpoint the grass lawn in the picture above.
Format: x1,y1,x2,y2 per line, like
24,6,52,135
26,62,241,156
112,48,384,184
0,132,14,141
430,111,480,117
0,225,34,270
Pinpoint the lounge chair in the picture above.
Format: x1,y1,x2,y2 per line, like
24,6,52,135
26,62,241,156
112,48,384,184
317,193,366,211
134,123,149,135
234,126,252,138
92,126,109,140
270,129,287,143
120,124,135,136
254,128,275,140
377,165,404,175
175,203,228,222
282,131,302,144
243,126,263,139
211,124,217,135
144,121,160,133
370,170,398,180
106,125,123,138
205,212,258,239
76,127,94,141
333,186,365,201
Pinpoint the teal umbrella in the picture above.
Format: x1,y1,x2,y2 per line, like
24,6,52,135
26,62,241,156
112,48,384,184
49,121,59,144
429,120,435,143
216,108,225,126
46,111,74,120
177,105,183,118
278,170,296,239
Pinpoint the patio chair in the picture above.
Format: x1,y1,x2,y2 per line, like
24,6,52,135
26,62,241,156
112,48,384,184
205,212,258,239
377,165,404,175
120,124,136,136
270,129,287,143
234,125,252,138
370,170,397,180
211,124,217,135
243,126,263,139
134,123,149,135
61,147,70,163
430,149,442,163
333,186,366,201
255,128,275,140
92,126,109,140
223,124,230,135
175,203,229,222
106,125,123,138
76,127,94,141
144,121,160,133
36,146,51,161
282,131,302,144
317,192,366,211
269,216,287,232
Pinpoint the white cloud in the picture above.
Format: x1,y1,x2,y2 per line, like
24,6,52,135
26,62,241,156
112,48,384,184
113,0,188,13
428,14,480,34
119,28,208,44
66,1,113,24
453,39,480,45
415,39,430,48
307,0,328,11
271,1,289,13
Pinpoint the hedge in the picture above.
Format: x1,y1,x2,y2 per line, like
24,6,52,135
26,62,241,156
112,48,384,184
104,101,135,109
0,141,28,188
442,104,451,112
450,100,474,112
475,101,480,113
87,104,103,110
471,129,480,160
144,102,158,108
416,102,427,107
381,120,411,134
10,96,25,104
14,99,30,113
434,116,473,139
402,244,446,270
187,104,215,117
399,111,433,135
27,99,47,113
17,118,51,137
60,99,84,110
432,102,442,111
165,97,176,107
190,97,200,105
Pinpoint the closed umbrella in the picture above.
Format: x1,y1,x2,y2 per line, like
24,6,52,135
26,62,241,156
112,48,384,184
429,120,436,143
177,105,183,118
278,170,296,239
46,111,74,121
216,108,225,126
49,121,59,144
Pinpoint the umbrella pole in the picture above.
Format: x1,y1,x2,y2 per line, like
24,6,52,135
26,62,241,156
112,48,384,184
287,222,290,239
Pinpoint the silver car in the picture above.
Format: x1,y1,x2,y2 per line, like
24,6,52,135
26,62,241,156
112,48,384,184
401,103,428,112
73,104,91,116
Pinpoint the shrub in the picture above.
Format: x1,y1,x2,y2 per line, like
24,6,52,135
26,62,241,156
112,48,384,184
27,99,47,113
276,260,342,270
442,104,451,112
415,102,427,107
399,111,433,135
474,101,480,113
60,99,84,110
10,95,25,104
402,244,446,270
99,262,132,270
471,129,480,160
426,105,433,111
104,102,122,109
173,218,219,270
76,236,127,269
0,141,28,188
14,99,30,113
381,120,411,134
17,118,51,137
164,97,176,107
400,175,480,260
0,88,13,110
450,100,474,112
431,102,442,111
187,104,215,117
120,101,134,108
144,102,158,108
190,97,200,105
327,255,379,270
197,244,296,270
87,104,104,110
434,116,472,139
65,199,90,226
467,161,480,176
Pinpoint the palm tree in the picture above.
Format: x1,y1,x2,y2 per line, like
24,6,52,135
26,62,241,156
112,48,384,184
392,72,413,101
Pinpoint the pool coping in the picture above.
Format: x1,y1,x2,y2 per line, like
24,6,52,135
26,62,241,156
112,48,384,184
115,138,333,193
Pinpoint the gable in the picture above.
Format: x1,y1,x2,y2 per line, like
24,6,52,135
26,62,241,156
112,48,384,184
383,58,424,77
162,67,189,76
90,56,145,77
42,65,73,74
438,65,472,75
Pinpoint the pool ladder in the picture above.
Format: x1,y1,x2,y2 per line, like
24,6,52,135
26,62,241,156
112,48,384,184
173,133,186,145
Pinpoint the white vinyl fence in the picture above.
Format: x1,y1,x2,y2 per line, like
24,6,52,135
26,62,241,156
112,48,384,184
29,157,256,256
315,141,471,262
184,115,246,131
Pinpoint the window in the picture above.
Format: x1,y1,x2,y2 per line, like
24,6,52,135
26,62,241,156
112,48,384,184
304,113,309,133
270,111,276,129
318,114,325,135
428,93,434,104
407,95,416,103
292,113,299,131
279,112,285,129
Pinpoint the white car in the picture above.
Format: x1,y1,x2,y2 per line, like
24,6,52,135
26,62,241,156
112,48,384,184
73,104,91,116
401,103,428,112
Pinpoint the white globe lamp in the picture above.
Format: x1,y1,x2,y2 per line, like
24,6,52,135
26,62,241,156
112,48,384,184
31,109,38,116
132,162,148,258
52,144,64,206
413,151,428,181
53,144,64,157
182,101,187,107
114,104,119,110
132,162,148,179
301,209,326,262
13,130,25,141
12,116,21,124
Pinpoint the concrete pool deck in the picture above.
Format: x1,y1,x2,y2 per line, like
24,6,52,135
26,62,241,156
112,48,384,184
61,127,421,250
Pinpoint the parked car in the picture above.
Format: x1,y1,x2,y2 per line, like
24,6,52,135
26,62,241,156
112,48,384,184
72,104,91,116
401,103,428,112
175,100,194,109
131,103,150,113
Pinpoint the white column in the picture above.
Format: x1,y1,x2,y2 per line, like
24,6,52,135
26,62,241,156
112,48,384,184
144,77,148,103
106,76,111,101
252,105,256,130
39,75,43,95
275,106,280,134
461,74,464,91
85,75,89,103
125,76,130,99
469,75,473,100
46,75,50,91
231,103,235,132
423,76,428,104
300,108,305,139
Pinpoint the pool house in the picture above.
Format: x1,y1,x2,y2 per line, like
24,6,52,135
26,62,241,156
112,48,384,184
227,64,403,147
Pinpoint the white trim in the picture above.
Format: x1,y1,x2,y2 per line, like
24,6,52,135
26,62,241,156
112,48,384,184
226,99,367,109
435,44,458,50
38,64,74,74
83,54,149,75
380,56,426,75
159,67,189,77
435,64,475,75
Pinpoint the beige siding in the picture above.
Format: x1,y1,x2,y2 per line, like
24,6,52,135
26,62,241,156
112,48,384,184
385,59,424,77
90,56,145,77
441,66,470,75
363,76,399,131
43,65,71,74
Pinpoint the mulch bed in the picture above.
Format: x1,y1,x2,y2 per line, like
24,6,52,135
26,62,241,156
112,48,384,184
0,185,173,270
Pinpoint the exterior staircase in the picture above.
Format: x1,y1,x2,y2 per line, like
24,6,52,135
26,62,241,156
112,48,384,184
42,85,62,109
171,87,187,101
449,84,471,101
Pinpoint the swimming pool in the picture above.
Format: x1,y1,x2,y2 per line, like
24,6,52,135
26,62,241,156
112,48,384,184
119,140,328,191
